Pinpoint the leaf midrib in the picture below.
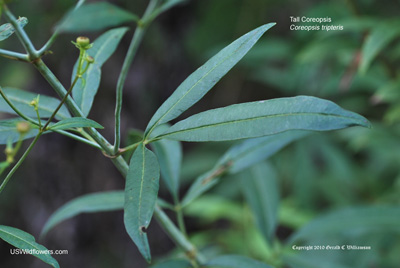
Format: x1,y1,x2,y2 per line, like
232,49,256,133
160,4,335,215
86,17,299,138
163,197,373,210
0,228,47,254
160,112,364,138
138,144,146,226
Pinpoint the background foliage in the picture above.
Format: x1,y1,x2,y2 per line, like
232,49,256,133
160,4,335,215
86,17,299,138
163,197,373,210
1,0,400,267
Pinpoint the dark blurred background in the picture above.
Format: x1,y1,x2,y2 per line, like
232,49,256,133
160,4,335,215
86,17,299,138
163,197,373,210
1,0,400,267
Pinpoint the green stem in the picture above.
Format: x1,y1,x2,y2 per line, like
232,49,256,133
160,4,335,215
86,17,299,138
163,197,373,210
11,134,25,158
113,0,159,154
36,109,42,128
33,59,84,117
0,86,98,149
0,133,41,194
0,49,29,61
0,86,40,127
5,3,203,264
42,75,79,131
3,5,38,60
54,130,102,149
176,204,188,237
119,141,141,155
32,59,130,176
154,205,205,265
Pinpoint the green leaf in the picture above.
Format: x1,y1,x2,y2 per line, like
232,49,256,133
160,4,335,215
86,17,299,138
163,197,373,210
156,96,371,142
0,87,70,120
205,255,273,268
41,191,171,237
55,2,138,33
151,259,192,268
373,78,400,104
72,27,128,116
219,130,309,174
184,195,243,223
181,166,223,207
159,0,188,12
41,191,124,237
288,206,400,244
0,118,38,144
0,225,60,268
49,117,103,131
241,162,279,244
124,143,160,262
145,23,276,136
0,17,28,41
152,138,182,200
181,131,308,207
360,19,400,74
147,0,188,22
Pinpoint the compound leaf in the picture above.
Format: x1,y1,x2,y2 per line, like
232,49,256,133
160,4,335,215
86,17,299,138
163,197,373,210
145,23,276,136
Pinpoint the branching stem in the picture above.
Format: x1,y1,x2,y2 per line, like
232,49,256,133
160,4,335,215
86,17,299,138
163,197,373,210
113,0,160,154
2,2,202,265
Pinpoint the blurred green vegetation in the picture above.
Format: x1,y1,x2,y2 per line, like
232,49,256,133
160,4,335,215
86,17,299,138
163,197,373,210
1,0,400,267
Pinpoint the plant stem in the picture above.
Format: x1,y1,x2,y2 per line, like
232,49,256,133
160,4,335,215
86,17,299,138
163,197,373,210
32,59,130,176
119,141,141,155
154,205,205,265
113,0,159,154
33,59,84,117
3,5,38,60
42,75,79,131
176,204,188,237
0,49,29,61
4,3,203,264
54,130,102,149
0,86,99,149
0,133,41,194
0,86,40,127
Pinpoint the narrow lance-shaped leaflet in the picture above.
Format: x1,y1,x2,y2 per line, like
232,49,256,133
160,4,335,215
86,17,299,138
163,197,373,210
124,143,160,262
144,23,276,137
155,96,371,142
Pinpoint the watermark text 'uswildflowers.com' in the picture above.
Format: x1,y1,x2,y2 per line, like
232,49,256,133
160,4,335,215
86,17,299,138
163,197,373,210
10,249,68,255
